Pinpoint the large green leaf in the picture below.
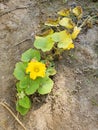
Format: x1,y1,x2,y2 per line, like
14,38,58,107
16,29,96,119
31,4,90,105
19,76,29,89
18,96,31,109
38,77,54,95
21,49,41,62
34,35,54,52
52,31,70,42
13,62,27,80
16,102,29,115
25,78,40,95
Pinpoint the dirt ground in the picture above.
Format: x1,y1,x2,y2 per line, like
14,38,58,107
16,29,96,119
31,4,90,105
0,0,98,130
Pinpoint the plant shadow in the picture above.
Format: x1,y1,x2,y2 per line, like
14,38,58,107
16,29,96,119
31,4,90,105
30,93,48,110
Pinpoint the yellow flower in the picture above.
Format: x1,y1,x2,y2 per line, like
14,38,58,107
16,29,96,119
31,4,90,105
72,26,81,39
26,61,46,80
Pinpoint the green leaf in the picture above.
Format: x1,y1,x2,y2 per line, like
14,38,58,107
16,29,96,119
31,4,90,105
13,62,27,80
51,32,60,42
52,31,70,43
18,96,31,109
19,76,29,89
46,67,56,76
34,35,54,52
25,78,40,95
38,77,54,95
16,82,22,92
16,102,29,115
21,49,41,62
52,31,70,42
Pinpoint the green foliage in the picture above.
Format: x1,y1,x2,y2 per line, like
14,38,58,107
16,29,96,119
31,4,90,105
13,62,27,80
14,5,84,115
24,78,40,95
14,48,56,115
19,77,29,89
46,67,56,76
38,76,54,95
16,102,30,116
34,35,54,52
18,96,31,108
63,0,68,3
21,49,41,62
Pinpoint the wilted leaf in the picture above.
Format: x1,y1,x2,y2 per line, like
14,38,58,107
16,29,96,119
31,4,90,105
21,49,40,62
71,26,81,39
34,35,54,52
58,8,70,16
52,30,73,49
59,18,75,29
45,18,60,26
18,96,31,109
72,6,83,19
51,32,61,42
38,77,54,95
38,29,54,37
52,31,68,42
13,62,27,80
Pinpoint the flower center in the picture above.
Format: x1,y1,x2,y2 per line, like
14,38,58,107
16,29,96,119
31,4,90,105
34,67,40,72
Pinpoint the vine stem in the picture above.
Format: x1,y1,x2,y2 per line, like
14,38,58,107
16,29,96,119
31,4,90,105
0,101,27,130
79,16,90,28
79,15,97,28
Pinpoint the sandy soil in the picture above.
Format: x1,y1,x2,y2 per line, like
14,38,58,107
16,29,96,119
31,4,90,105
0,0,98,130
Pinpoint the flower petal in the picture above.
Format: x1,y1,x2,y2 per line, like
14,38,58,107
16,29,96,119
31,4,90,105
26,61,46,80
